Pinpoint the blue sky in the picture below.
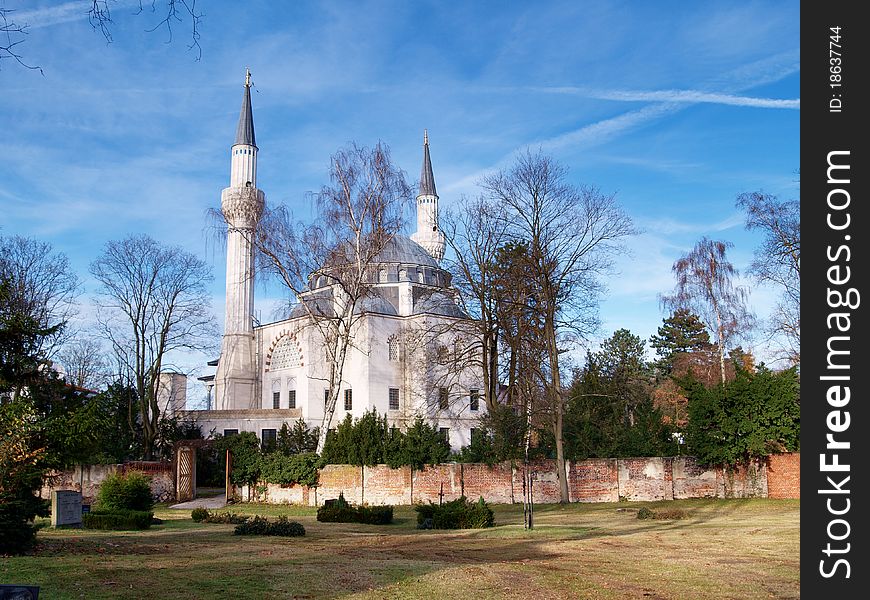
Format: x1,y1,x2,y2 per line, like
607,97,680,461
1,1,799,382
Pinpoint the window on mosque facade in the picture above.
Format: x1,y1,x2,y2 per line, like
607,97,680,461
344,389,353,411
470,389,480,411
389,388,400,411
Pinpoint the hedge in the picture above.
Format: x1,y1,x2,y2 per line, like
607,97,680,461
82,509,153,530
233,516,305,537
415,496,494,529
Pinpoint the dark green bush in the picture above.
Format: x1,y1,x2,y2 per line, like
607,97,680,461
191,507,209,522
96,470,154,512
356,505,393,525
316,494,394,525
233,515,305,537
259,452,320,487
82,509,153,530
636,507,654,520
317,505,393,525
414,496,494,529
316,505,359,523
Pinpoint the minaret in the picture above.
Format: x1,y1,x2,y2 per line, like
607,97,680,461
410,130,446,262
214,69,265,410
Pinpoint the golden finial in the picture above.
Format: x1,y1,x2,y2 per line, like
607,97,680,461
245,67,252,87
424,129,429,146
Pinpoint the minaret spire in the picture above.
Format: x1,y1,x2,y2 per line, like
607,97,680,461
235,68,256,148
410,129,446,262
215,69,266,410
419,129,436,197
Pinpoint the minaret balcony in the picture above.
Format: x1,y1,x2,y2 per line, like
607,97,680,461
221,187,265,229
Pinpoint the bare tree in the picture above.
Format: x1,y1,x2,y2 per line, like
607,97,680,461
1,1,202,74
737,191,800,365
56,337,110,390
660,237,753,384
441,195,510,412
250,143,411,454
0,235,80,359
482,150,635,503
90,234,217,459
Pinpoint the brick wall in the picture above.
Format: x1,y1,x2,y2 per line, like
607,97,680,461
42,462,174,504
766,453,800,498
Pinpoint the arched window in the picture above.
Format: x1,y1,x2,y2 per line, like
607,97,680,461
270,335,303,370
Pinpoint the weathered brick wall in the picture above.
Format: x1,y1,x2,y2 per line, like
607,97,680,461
462,462,516,504
672,456,719,499
250,457,772,506
363,464,412,505
618,457,674,501
411,463,463,504
42,462,174,504
766,453,800,499
568,458,619,502
317,464,364,505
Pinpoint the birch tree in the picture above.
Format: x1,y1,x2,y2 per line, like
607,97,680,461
660,237,753,384
251,143,411,454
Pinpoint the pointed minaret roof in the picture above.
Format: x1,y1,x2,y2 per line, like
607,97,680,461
419,129,437,197
234,68,256,147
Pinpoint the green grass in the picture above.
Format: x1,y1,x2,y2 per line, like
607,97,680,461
2,498,799,599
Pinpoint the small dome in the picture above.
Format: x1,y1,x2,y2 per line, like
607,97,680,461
353,294,398,316
412,291,467,318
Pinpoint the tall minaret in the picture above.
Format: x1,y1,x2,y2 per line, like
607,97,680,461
214,69,265,410
410,130,446,262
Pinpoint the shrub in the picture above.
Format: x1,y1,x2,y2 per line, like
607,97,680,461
191,508,209,522
259,452,320,487
316,505,359,523
202,511,249,524
414,496,494,529
234,515,305,537
636,507,655,520
82,509,153,530
636,507,687,520
357,505,393,525
654,508,687,520
316,493,394,525
96,470,154,512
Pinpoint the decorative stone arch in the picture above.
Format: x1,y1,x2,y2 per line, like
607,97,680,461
265,331,304,372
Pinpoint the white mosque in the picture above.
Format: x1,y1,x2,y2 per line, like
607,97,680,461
173,72,485,451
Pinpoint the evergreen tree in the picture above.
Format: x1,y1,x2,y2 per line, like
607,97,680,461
649,309,710,376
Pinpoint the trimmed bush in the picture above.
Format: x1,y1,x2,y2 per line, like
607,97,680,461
356,505,394,525
414,496,494,529
82,509,153,530
316,505,359,523
96,470,154,512
191,508,209,522
234,516,305,537
316,493,393,525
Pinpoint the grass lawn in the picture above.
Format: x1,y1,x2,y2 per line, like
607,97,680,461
2,498,799,599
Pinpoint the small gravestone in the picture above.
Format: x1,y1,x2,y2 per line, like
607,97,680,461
0,584,40,599
51,490,83,528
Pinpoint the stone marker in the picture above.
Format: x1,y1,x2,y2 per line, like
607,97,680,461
0,584,40,599
51,490,83,528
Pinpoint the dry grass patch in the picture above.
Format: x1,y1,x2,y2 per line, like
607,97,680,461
2,499,798,599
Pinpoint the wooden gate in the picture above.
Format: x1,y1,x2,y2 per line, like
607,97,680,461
176,446,196,502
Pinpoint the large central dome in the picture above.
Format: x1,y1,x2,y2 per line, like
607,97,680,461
372,235,440,268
